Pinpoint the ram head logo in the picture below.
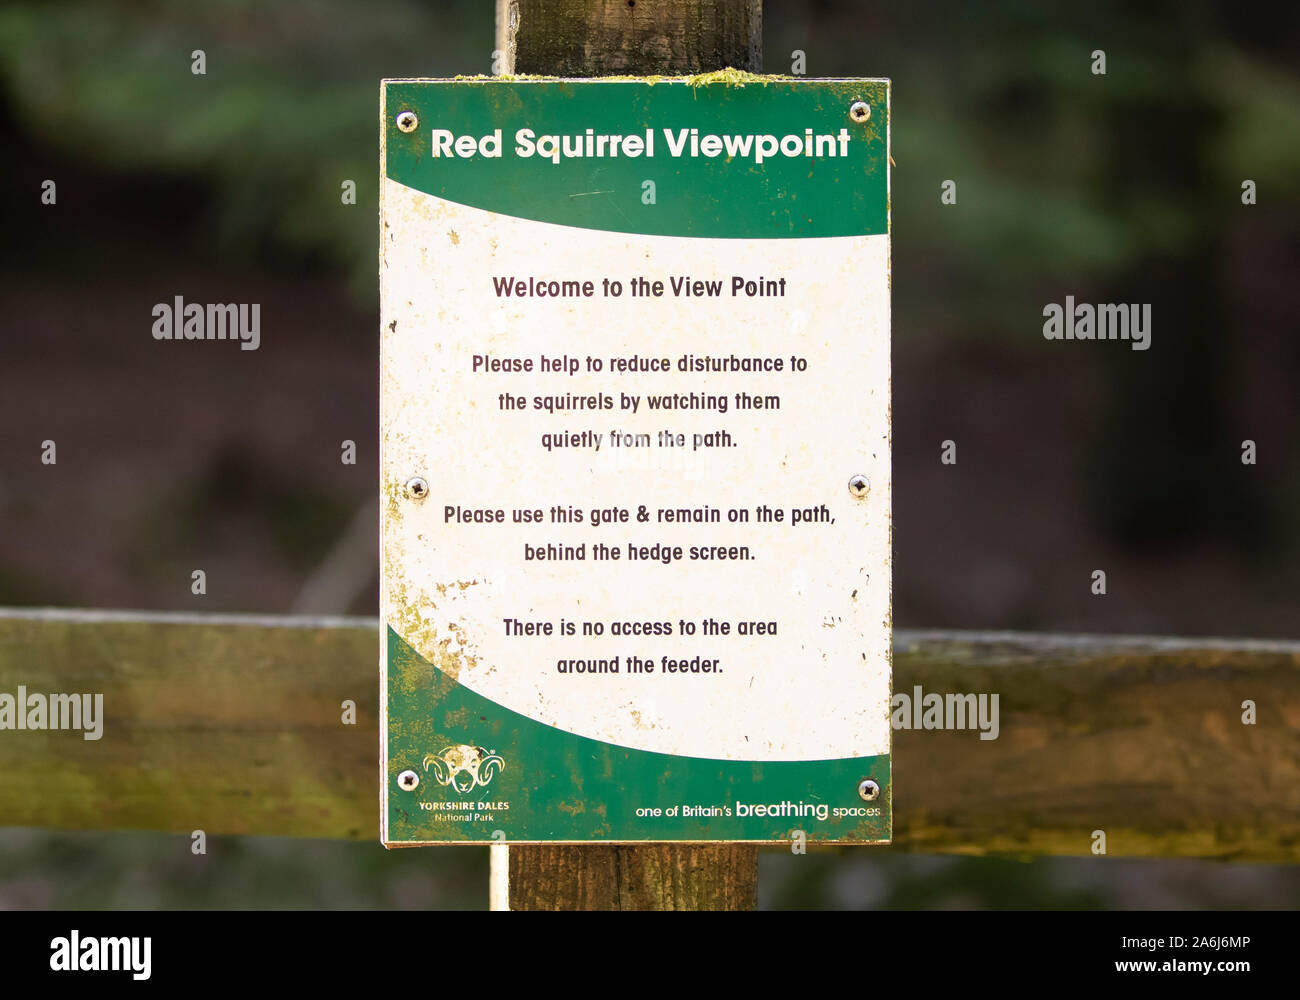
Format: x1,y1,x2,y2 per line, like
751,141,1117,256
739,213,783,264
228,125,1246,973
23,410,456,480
423,745,505,793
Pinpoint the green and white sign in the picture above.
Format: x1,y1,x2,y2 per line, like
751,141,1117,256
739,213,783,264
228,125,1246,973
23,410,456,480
380,76,891,845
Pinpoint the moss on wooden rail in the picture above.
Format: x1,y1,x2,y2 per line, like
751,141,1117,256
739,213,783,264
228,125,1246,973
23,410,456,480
0,610,1296,862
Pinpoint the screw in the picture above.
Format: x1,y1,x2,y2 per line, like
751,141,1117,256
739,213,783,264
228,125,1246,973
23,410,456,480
397,769,420,791
849,101,870,123
405,476,429,500
858,778,880,801
396,110,418,133
848,474,870,498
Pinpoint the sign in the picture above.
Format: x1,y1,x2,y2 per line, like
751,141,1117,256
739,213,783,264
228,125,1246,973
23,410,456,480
380,77,891,845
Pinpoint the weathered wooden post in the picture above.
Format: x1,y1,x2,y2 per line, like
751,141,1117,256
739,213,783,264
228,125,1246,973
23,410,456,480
496,0,764,912
496,0,762,77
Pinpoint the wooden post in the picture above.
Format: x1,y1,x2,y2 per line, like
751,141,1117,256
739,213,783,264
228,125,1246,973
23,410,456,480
491,0,764,911
497,0,762,76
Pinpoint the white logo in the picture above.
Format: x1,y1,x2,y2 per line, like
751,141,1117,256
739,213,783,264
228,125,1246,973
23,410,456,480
50,932,151,980
424,745,505,793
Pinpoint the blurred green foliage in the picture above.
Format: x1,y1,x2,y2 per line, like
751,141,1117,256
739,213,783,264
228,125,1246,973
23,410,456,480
0,0,492,296
0,829,489,909
3,1,1297,314
3,830,1296,909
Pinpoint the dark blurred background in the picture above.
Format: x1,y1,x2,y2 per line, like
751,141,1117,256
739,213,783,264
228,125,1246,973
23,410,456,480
0,0,1297,908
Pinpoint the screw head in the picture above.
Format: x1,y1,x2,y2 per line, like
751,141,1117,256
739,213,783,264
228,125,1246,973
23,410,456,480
858,778,880,801
396,110,418,133
405,476,429,500
848,474,870,498
849,100,871,123
397,769,420,791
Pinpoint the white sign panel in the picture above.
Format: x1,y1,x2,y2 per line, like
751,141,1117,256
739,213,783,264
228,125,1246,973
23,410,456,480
381,77,891,845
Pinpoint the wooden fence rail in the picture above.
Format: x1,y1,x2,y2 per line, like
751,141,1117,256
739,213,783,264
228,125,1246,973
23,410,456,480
1,608,1295,862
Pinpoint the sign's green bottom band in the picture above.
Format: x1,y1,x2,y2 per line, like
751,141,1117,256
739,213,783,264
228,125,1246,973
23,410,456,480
385,628,891,844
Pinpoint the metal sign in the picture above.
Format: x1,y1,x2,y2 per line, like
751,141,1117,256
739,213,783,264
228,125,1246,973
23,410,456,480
380,77,891,845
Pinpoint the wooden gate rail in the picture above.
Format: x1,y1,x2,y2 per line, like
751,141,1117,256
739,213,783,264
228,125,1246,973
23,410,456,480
1,608,1295,863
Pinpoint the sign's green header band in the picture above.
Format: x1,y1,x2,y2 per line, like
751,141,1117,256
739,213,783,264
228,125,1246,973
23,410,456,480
383,80,889,240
